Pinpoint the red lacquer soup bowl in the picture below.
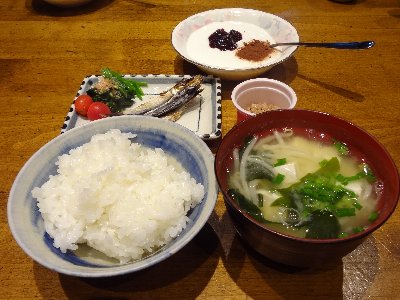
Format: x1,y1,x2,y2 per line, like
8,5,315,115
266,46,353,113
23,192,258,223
215,109,399,267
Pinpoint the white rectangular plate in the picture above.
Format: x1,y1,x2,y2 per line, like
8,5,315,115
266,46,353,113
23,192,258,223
61,74,222,140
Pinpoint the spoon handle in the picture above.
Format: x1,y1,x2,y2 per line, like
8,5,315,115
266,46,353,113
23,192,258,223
270,41,375,49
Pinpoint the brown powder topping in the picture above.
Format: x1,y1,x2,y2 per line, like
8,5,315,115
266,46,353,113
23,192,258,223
236,39,274,62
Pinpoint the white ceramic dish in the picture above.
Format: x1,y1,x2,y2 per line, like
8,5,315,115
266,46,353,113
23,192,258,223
62,74,222,140
171,8,299,80
8,116,218,277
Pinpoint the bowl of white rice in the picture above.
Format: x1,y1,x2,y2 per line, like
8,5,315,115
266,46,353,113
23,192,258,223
7,115,218,277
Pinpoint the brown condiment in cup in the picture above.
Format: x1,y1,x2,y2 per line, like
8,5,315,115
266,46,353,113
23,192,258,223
246,103,280,114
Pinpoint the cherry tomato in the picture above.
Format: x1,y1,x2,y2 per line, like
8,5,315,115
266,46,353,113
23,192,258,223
74,95,93,116
87,102,111,121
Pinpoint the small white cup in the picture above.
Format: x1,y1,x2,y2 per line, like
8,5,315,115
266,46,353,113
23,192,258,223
231,78,297,122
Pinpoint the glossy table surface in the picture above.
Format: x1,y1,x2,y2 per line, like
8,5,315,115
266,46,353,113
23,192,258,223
1,0,399,299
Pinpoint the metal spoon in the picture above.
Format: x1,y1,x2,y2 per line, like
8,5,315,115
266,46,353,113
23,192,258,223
269,41,375,49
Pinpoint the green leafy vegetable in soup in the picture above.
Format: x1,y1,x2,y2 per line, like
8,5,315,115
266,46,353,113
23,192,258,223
333,139,349,156
228,129,380,239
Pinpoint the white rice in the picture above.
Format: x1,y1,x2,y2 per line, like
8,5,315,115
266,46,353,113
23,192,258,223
32,129,205,264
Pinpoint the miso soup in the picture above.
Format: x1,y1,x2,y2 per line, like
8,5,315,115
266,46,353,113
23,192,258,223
228,128,381,239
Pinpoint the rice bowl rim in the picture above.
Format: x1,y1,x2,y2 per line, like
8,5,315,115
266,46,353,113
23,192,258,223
7,115,218,277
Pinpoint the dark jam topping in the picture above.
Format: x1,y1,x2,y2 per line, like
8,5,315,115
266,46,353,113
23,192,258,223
208,29,243,51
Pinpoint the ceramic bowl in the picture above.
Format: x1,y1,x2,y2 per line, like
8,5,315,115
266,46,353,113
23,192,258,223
231,78,297,122
41,0,93,7
214,110,399,267
8,116,218,277
171,8,299,80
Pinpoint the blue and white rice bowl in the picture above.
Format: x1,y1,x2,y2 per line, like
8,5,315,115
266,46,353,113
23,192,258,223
7,116,218,277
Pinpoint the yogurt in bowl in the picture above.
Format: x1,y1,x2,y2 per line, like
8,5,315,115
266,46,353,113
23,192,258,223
186,21,282,69
172,8,299,80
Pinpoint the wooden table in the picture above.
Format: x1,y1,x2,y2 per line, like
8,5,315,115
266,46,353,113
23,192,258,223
1,0,399,299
